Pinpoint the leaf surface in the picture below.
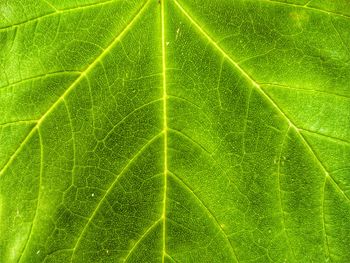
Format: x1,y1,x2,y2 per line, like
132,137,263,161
0,0,350,262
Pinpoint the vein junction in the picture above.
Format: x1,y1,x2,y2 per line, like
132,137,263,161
173,0,349,203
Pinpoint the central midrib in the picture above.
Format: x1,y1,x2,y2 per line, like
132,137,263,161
161,0,168,262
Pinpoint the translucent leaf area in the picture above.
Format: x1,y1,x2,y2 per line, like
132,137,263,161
0,0,350,262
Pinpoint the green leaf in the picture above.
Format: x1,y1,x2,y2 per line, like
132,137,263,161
1,0,349,262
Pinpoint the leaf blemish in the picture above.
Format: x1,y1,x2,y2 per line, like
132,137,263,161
289,11,309,27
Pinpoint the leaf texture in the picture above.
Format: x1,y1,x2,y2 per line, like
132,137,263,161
0,0,350,262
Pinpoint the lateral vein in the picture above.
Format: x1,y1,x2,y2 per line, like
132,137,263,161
123,219,162,262
0,0,117,31
70,132,163,260
173,0,350,205
0,0,150,177
173,1,350,259
168,171,240,262
260,0,350,20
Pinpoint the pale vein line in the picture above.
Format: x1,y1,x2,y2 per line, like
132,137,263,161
164,252,178,263
168,171,240,262
167,94,201,109
216,58,225,109
330,19,350,57
6,26,17,56
259,82,350,100
303,0,312,7
242,87,252,155
123,218,162,262
42,249,73,263
321,174,331,261
173,0,350,204
304,136,350,199
63,99,76,186
86,75,96,138
0,71,81,91
161,0,168,262
0,120,37,128
174,3,348,260
276,126,297,260
17,128,43,263
0,0,117,30
259,0,350,20
70,132,163,261
101,98,163,142
0,0,150,178
41,0,58,11
168,128,211,154
299,128,350,146
169,130,247,200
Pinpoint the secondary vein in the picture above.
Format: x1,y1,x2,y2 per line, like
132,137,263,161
173,0,350,204
173,0,347,259
0,0,150,178
0,0,117,31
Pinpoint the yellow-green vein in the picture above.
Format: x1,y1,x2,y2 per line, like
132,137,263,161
168,171,240,262
70,132,163,261
161,0,169,262
173,0,350,204
123,218,162,262
0,0,151,178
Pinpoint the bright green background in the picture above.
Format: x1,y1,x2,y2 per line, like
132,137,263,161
0,0,350,262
